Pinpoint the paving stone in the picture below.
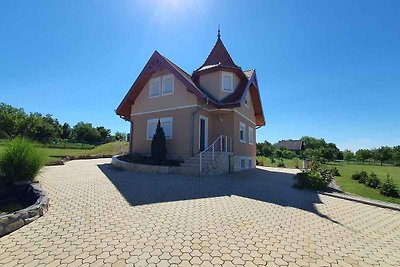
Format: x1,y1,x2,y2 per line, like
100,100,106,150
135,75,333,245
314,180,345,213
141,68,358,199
0,159,399,266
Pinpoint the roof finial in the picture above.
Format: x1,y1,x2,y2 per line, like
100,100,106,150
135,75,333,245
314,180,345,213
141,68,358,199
217,24,221,39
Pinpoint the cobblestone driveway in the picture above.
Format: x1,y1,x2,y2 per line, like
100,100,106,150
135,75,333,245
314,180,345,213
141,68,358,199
1,159,399,266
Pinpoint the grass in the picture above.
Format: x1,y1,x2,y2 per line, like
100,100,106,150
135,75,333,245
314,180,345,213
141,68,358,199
324,161,400,204
0,141,129,165
256,156,303,169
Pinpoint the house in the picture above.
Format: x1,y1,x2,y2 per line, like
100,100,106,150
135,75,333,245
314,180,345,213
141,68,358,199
116,31,265,175
275,140,305,152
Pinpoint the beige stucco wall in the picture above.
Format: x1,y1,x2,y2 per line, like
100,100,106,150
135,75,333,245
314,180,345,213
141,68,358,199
131,69,198,115
130,107,198,160
198,71,240,100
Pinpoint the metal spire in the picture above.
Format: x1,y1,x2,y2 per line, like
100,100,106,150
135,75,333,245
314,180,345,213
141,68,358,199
217,24,221,39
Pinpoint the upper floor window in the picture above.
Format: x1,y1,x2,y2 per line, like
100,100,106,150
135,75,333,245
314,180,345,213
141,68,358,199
147,117,173,140
244,93,250,108
248,127,254,145
149,77,161,98
239,122,246,143
222,71,233,92
149,74,174,98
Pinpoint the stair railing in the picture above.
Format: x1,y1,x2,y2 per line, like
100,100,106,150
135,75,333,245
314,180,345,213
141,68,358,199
199,135,232,175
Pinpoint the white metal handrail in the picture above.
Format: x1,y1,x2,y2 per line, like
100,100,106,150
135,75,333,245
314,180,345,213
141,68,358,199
199,135,232,174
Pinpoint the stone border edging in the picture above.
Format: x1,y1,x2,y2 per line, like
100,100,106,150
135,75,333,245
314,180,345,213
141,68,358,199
320,191,400,211
0,183,49,237
111,156,180,174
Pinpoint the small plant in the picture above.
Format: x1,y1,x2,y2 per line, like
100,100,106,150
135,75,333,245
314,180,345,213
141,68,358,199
294,158,300,169
256,159,259,165
351,171,368,183
277,161,285,168
293,171,329,190
309,160,320,171
270,157,275,164
380,175,399,198
151,120,167,162
365,172,380,189
330,167,340,177
0,138,46,182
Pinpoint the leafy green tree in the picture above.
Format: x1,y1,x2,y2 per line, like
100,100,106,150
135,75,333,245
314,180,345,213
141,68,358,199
393,146,400,166
355,149,372,163
97,126,111,142
61,123,72,140
0,103,26,137
114,132,127,141
343,149,354,161
72,122,101,143
373,146,392,166
20,113,60,143
151,120,167,162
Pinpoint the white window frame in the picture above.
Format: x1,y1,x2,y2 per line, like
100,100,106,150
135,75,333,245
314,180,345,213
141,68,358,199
146,117,173,140
221,71,233,92
149,77,161,98
248,127,254,145
239,122,246,143
161,74,174,96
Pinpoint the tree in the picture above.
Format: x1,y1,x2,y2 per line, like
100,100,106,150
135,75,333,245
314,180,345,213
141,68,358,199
20,113,60,143
373,146,392,166
0,103,26,137
72,122,101,143
355,149,372,163
61,123,72,140
343,149,354,161
97,126,111,142
393,146,400,166
114,132,127,141
256,141,274,157
151,120,167,162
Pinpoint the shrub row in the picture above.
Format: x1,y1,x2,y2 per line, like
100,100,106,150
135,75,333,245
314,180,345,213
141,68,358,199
293,170,332,190
352,171,399,198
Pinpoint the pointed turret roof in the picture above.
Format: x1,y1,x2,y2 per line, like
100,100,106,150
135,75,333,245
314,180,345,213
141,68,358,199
194,34,239,72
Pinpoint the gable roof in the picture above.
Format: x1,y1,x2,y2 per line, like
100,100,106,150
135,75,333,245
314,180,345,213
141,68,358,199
116,44,266,126
276,140,305,151
116,51,205,120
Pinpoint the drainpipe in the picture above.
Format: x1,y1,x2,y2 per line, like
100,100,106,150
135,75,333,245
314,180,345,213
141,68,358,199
129,120,134,155
190,98,209,156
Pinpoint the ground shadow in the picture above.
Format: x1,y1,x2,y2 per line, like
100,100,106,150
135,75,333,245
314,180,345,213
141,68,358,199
97,164,339,223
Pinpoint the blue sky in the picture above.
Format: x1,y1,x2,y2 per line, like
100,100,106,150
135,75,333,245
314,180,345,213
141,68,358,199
1,0,399,151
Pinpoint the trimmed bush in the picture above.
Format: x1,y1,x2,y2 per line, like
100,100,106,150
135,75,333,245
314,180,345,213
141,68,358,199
330,167,341,177
293,171,329,190
380,176,399,198
277,161,285,168
365,172,380,189
151,120,167,162
0,138,46,182
351,171,368,183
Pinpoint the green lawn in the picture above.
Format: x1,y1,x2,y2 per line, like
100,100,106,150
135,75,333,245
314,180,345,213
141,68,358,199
324,161,400,204
256,156,303,169
0,141,129,165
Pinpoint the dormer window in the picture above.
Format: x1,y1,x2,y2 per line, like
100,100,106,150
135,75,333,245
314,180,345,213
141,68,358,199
149,77,161,98
222,71,233,92
244,93,250,108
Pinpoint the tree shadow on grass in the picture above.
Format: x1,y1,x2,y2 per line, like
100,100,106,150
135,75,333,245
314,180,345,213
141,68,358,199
97,164,340,224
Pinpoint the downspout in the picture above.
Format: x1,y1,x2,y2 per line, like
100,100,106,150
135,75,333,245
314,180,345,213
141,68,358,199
129,120,134,155
190,98,209,156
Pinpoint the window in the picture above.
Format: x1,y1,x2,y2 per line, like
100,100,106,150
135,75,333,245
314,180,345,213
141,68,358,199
149,74,175,98
147,117,173,140
248,159,252,168
248,127,254,145
241,159,245,169
162,74,174,95
239,122,246,143
149,77,161,98
244,93,250,108
222,72,233,92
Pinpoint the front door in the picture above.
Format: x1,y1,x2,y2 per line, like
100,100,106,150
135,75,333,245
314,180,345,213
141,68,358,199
199,116,208,151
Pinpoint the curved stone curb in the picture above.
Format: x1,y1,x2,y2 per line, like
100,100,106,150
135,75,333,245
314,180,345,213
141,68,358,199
320,191,400,211
0,183,49,237
111,155,181,174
